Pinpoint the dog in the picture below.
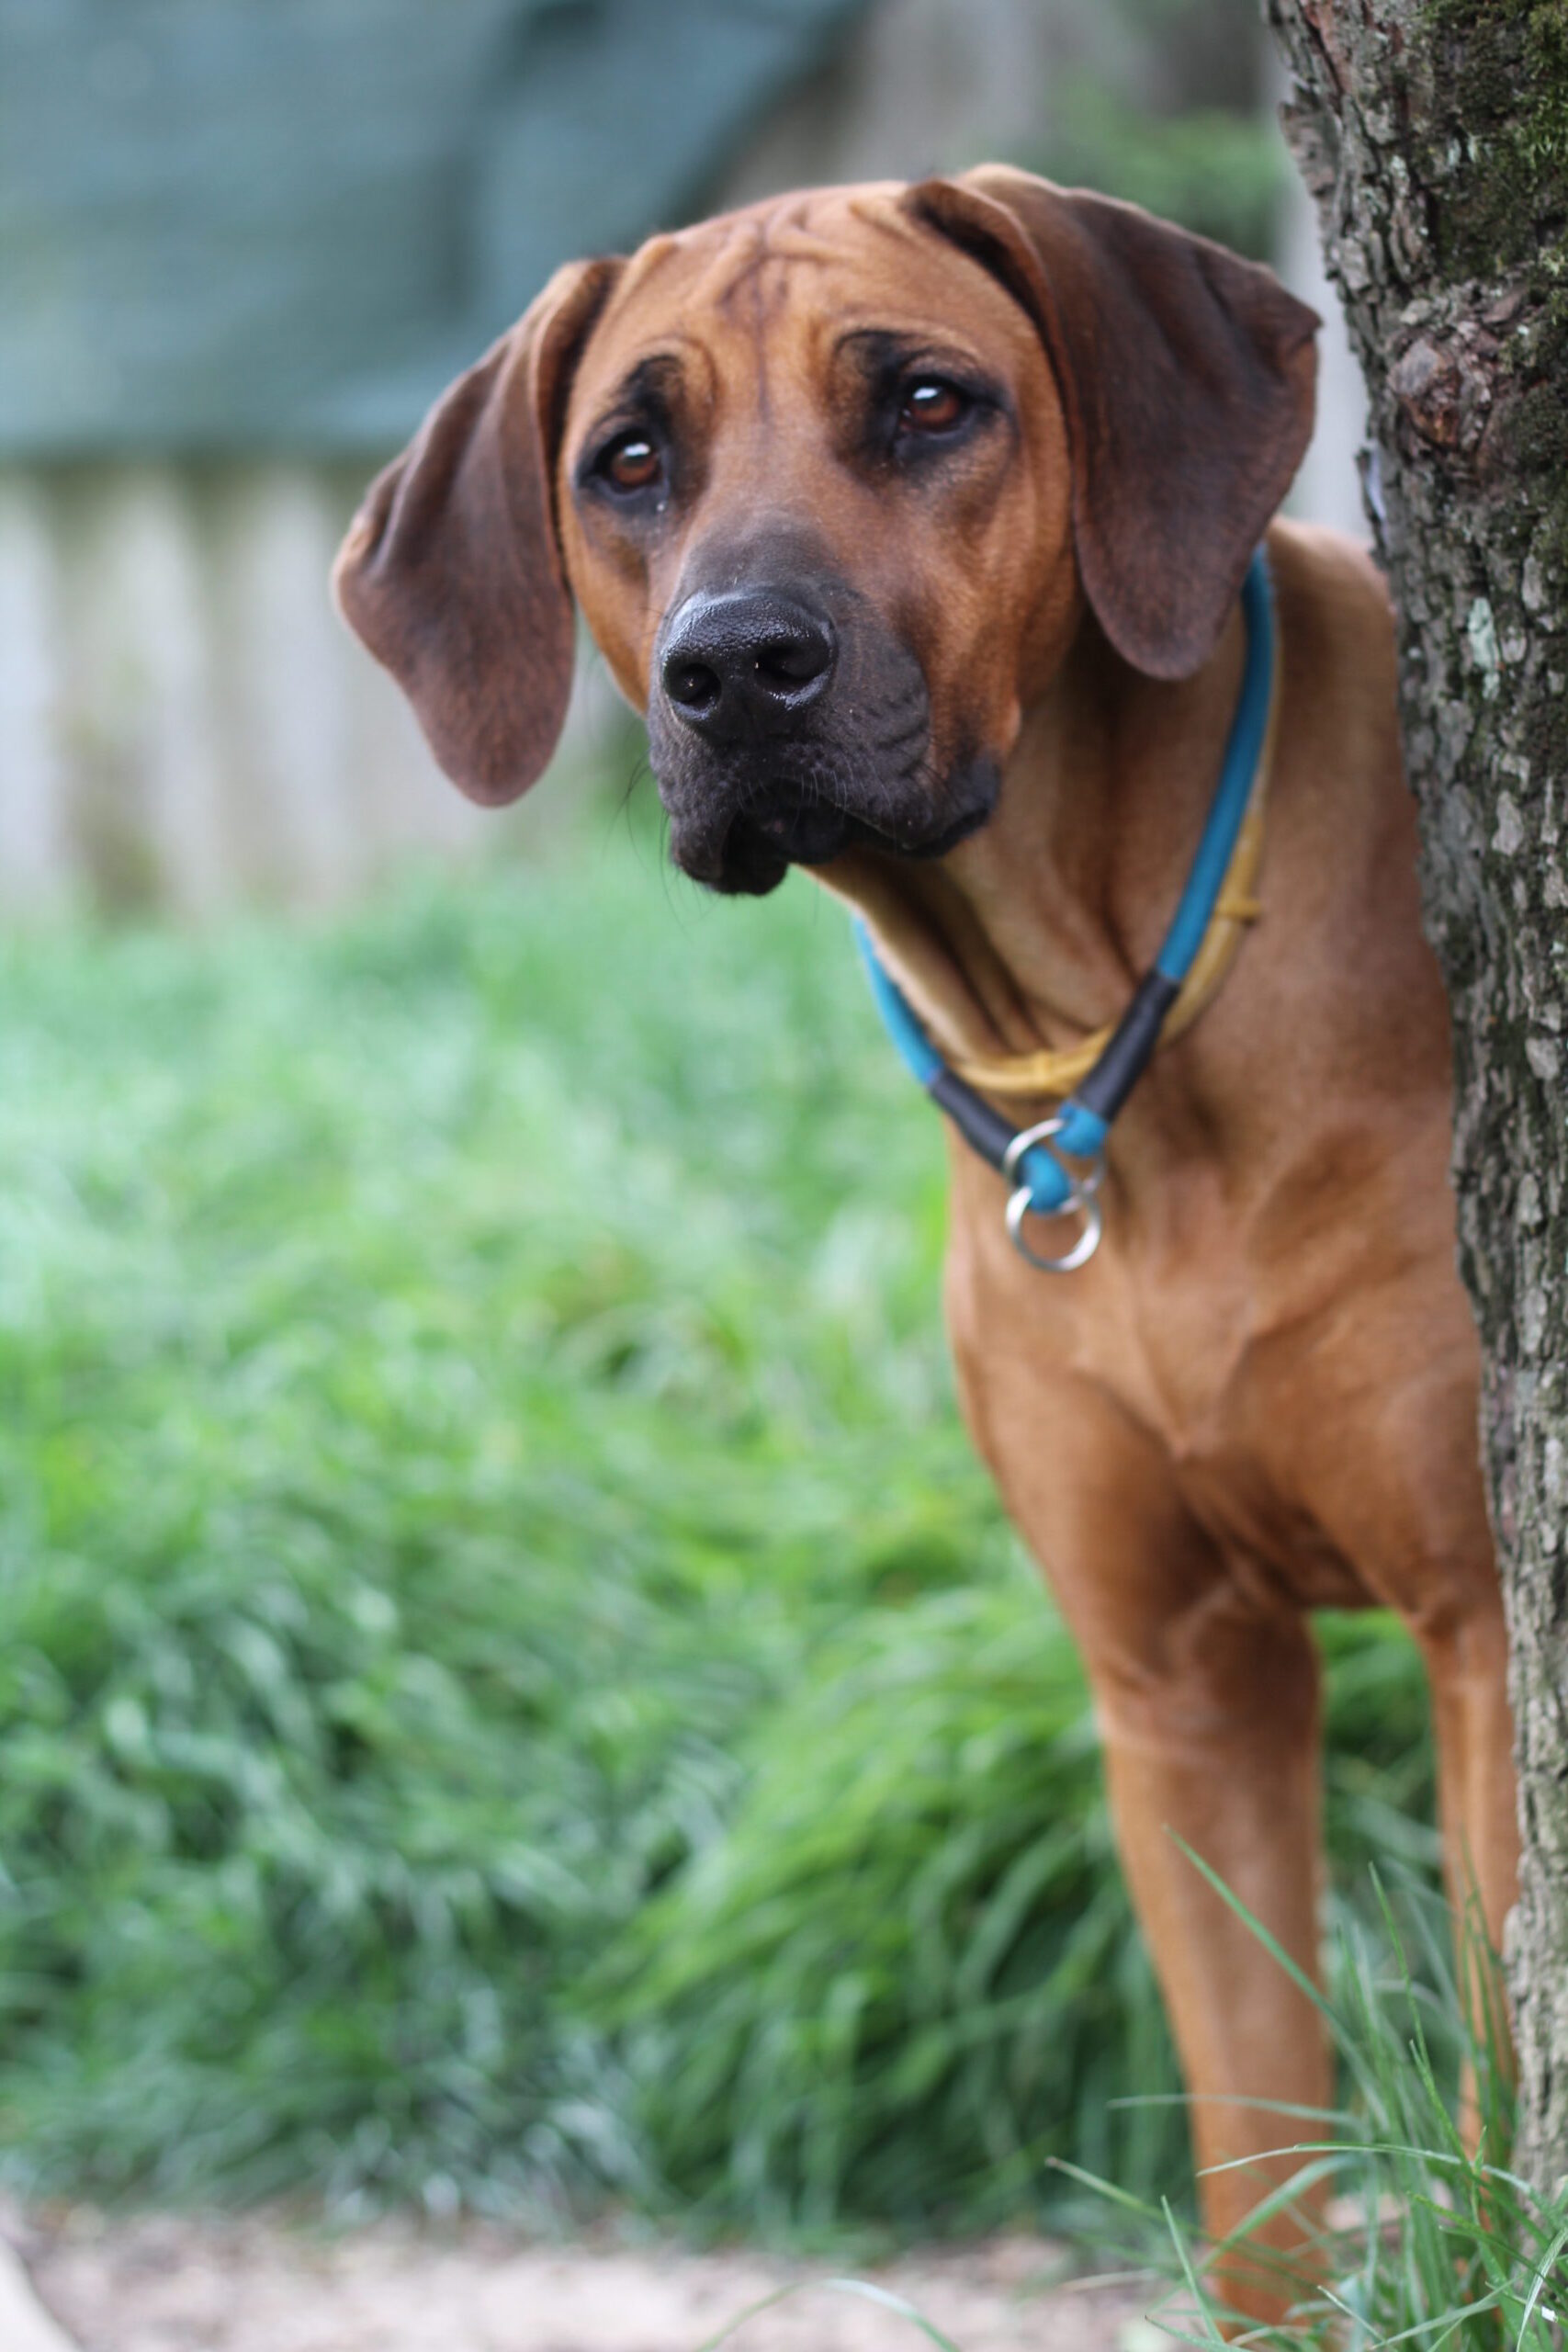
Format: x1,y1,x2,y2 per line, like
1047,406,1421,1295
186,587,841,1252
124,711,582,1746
333,167,1518,2313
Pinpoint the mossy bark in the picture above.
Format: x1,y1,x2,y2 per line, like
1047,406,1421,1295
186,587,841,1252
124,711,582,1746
1262,0,1568,2192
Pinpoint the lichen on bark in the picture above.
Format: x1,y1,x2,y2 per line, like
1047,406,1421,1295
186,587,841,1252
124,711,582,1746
1263,0,1568,2193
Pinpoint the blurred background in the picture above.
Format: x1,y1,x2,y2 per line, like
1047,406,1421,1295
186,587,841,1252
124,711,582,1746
0,0,1433,2278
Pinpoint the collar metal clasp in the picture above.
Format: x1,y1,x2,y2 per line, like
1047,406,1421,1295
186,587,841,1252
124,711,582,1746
1001,1116,1105,1274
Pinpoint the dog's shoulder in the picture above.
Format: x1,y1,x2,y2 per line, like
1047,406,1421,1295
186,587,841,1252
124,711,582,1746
1265,516,1395,662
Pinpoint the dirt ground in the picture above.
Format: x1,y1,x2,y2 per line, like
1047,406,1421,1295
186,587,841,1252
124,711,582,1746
12,2210,1160,2352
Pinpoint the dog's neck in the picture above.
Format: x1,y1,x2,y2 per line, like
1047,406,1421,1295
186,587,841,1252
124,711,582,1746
820,599,1249,1075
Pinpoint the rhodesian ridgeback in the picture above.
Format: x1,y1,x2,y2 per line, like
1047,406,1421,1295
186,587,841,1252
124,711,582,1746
334,167,1518,2313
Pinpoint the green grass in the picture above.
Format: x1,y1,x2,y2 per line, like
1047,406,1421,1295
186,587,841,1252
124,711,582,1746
0,803,1438,2233
1080,1879,1568,2351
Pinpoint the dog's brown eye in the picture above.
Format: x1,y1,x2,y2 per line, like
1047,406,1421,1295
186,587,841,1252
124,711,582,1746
897,379,968,435
601,435,662,492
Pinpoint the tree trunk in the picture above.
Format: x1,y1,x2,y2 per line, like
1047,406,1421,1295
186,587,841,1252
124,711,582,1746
1260,0,1568,2193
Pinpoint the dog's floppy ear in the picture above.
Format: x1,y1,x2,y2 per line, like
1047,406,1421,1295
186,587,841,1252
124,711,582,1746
908,166,1318,680
333,256,620,805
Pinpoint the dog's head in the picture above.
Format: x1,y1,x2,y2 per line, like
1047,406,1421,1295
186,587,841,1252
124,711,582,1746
335,169,1317,897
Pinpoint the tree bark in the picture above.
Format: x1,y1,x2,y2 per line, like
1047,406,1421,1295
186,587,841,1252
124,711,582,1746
1260,0,1568,2194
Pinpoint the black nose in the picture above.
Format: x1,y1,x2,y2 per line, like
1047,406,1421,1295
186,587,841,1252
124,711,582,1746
659,589,835,740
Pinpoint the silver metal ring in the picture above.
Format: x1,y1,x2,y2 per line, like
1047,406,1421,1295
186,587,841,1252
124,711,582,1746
1000,1114,1105,1197
1005,1179,1104,1272
1001,1114,1067,1181
1001,1116,1106,1272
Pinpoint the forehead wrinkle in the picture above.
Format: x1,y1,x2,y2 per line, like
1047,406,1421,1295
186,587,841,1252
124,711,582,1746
687,206,844,312
614,232,682,305
704,214,875,421
693,220,766,315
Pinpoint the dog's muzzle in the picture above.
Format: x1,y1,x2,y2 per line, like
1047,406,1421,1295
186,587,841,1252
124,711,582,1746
648,579,995,895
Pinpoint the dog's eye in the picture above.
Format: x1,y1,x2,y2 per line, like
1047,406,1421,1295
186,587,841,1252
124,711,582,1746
897,379,970,436
599,434,663,493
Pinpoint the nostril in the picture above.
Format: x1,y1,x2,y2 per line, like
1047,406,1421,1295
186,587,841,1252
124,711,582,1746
755,633,830,690
666,658,721,715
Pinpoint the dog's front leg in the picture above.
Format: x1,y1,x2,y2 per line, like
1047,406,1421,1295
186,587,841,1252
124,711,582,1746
953,1361,1328,2320
1094,1600,1329,2320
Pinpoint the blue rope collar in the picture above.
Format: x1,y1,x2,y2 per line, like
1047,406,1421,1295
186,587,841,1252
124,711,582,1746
854,548,1275,1272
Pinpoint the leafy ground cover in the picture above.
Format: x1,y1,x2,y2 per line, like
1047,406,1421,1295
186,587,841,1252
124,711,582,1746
0,808,1438,2237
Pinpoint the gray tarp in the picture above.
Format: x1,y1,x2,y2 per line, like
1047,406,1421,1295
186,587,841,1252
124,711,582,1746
0,0,866,454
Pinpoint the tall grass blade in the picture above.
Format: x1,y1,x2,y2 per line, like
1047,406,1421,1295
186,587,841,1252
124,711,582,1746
693,2277,967,2351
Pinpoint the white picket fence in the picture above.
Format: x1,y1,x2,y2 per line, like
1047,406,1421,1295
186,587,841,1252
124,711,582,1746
0,464,486,913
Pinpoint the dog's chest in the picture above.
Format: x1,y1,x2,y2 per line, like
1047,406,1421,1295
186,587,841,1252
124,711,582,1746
1094,1251,1374,1601
945,1164,1384,1609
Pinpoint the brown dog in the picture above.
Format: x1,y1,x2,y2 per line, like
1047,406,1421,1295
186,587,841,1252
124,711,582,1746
334,168,1518,2311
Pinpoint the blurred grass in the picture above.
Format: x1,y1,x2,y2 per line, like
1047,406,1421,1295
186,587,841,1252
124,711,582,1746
0,805,1437,2233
